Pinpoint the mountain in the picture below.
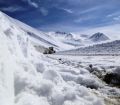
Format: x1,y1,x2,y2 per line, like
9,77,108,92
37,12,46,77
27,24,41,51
89,32,109,42
47,31,83,47
0,11,61,51
1,11,81,51
46,32,111,50
58,40,120,55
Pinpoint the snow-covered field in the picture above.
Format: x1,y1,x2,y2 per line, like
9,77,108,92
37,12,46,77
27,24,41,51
0,11,120,105
0,28,106,105
48,55,120,66
47,54,120,103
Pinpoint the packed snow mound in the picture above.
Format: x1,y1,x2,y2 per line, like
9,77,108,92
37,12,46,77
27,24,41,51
0,11,105,105
89,32,109,42
58,40,120,55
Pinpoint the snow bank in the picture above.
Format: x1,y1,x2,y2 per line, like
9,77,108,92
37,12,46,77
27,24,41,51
0,35,14,105
16,92,49,105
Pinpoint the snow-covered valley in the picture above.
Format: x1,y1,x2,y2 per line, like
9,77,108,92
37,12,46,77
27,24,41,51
0,10,120,105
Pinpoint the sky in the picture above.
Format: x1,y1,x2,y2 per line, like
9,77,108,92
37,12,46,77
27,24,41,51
0,0,120,33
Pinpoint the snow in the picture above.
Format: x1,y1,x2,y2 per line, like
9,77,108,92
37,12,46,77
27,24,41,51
8,16,80,51
49,55,120,66
76,24,120,40
0,12,15,105
47,31,89,49
46,31,115,52
0,11,120,105
89,32,109,42
59,40,120,55
16,92,49,105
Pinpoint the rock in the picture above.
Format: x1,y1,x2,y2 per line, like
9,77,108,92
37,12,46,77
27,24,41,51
43,47,56,54
103,72,120,85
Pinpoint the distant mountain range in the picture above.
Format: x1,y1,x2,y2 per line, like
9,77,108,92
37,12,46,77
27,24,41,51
47,31,110,49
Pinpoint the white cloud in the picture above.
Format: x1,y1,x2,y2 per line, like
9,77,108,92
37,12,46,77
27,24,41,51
107,12,120,22
113,16,120,21
74,17,87,23
80,7,98,14
74,5,107,23
40,7,48,16
56,7,73,14
74,15,96,23
62,8,73,13
107,11,120,18
1,6,25,12
79,5,107,15
22,0,39,8
28,0,38,8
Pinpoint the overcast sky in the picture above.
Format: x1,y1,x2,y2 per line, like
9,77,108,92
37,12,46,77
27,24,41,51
0,0,120,32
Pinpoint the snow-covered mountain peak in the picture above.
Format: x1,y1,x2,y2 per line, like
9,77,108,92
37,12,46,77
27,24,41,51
89,32,109,42
48,31,84,47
